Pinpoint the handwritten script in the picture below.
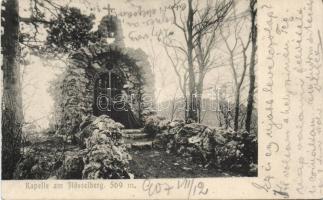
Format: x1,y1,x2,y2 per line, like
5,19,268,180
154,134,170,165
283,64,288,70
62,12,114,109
142,179,208,199
254,0,323,198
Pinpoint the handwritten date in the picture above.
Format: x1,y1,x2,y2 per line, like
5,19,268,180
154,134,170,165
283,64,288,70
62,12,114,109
142,179,208,198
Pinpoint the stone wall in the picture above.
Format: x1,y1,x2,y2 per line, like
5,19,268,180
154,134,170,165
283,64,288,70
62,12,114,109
54,42,155,135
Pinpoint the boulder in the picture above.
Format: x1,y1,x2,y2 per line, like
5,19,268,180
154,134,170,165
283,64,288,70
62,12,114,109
211,131,226,145
75,115,124,148
82,162,102,179
157,121,257,171
73,115,132,179
143,115,164,137
92,115,124,131
180,123,207,136
168,120,184,129
158,119,170,130
82,142,132,179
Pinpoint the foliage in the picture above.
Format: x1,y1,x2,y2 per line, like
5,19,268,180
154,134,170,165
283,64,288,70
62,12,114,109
154,122,257,176
48,64,90,136
46,7,97,53
77,115,133,179
13,146,64,179
143,115,168,137
56,154,84,179
13,154,47,179
13,115,133,179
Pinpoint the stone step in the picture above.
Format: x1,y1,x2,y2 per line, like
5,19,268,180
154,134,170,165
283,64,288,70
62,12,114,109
123,137,152,144
122,133,149,139
123,129,143,134
130,141,153,150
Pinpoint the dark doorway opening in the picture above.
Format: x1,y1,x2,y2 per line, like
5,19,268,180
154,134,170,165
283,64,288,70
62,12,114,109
93,71,141,128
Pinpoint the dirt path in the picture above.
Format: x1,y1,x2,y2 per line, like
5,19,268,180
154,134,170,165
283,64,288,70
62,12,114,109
128,149,239,179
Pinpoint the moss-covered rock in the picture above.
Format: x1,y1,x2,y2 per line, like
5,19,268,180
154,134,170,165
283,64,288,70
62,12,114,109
76,115,133,179
154,122,257,175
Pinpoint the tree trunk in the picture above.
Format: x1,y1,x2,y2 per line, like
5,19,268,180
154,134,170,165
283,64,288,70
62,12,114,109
245,0,257,133
182,79,188,122
196,73,205,123
1,0,23,179
186,0,197,122
196,85,203,123
234,88,240,131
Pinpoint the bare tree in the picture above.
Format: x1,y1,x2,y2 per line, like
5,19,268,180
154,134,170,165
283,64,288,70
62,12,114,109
245,0,257,133
194,1,232,122
220,16,250,131
147,40,165,103
169,87,180,121
165,0,232,122
163,42,189,120
19,0,61,48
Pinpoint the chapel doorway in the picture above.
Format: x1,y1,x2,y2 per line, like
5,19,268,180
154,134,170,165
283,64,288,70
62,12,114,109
93,71,141,128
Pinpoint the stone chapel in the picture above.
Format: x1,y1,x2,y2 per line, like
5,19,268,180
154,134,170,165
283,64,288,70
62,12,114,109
54,14,155,135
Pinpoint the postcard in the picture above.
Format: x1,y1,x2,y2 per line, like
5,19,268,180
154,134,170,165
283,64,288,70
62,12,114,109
1,0,322,199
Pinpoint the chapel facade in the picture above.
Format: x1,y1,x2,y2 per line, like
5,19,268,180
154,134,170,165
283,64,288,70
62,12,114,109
54,14,155,135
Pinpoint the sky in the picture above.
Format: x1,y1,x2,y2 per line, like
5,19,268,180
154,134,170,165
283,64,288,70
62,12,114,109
18,0,251,129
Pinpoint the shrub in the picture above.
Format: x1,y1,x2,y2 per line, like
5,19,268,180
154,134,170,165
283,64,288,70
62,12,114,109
14,115,133,179
77,115,133,179
143,115,169,137
13,150,58,179
155,122,257,175
56,153,84,179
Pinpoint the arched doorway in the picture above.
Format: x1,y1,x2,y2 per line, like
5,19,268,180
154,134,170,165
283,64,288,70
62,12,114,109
93,70,141,128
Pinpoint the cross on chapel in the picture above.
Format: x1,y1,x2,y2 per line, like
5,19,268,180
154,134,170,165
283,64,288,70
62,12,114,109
103,4,115,15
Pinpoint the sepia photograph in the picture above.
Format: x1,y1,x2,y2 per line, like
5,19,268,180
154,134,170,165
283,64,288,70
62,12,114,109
1,0,258,180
